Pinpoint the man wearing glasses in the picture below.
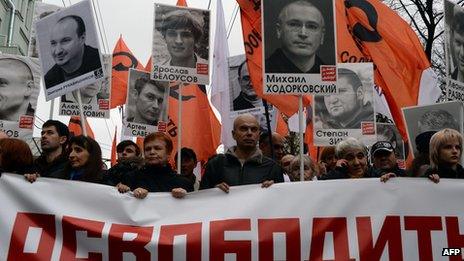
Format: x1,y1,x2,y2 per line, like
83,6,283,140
160,9,207,68
265,0,326,73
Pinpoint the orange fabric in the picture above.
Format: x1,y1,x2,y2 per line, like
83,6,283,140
236,0,310,117
136,136,144,152
176,0,187,6
68,116,95,139
111,128,117,166
337,0,431,140
111,36,144,108
275,112,289,137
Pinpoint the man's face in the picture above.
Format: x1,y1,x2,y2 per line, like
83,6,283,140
135,83,164,125
342,148,368,178
239,64,258,99
277,3,324,58
324,77,360,118
41,126,65,152
260,134,285,161
165,28,195,61
179,157,196,175
232,116,260,150
373,150,397,170
0,60,32,119
80,82,101,98
117,145,138,160
452,30,464,75
144,139,169,166
50,19,85,67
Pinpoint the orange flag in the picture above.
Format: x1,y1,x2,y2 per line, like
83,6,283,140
236,0,311,117
337,0,435,140
68,116,95,139
111,127,117,166
111,36,144,108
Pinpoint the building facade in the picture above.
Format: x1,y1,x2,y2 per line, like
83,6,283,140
0,0,35,55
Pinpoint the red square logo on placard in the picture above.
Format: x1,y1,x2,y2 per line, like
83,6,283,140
197,63,208,75
321,66,336,81
98,100,109,110
397,160,406,169
158,121,167,132
19,115,34,129
361,122,375,135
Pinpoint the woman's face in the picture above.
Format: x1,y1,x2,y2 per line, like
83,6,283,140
69,143,90,169
439,139,462,167
343,148,368,178
290,162,314,181
144,138,169,166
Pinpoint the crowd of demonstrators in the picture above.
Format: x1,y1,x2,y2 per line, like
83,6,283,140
0,109,462,201
117,132,193,199
200,114,284,192
106,140,143,186
175,147,200,191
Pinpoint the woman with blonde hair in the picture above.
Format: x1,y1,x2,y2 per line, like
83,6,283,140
425,128,464,183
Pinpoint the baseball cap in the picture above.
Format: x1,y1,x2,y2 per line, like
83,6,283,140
371,141,394,157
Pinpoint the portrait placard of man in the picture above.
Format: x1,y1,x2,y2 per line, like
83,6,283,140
233,60,262,111
125,69,169,135
0,57,39,122
263,0,336,93
152,4,210,85
35,0,104,100
59,54,111,119
403,100,464,157
313,63,375,146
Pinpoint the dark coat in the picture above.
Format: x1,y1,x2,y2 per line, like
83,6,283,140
200,147,284,189
124,164,193,192
423,164,464,179
319,166,384,180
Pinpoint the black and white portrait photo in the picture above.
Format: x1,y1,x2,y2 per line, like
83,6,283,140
0,54,41,139
124,69,169,138
403,101,463,157
35,0,104,100
28,2,61,58
152,4,210,85
444,0,464,102
228,54,264,116
313,63,376,146
263,0,336,94
59,55,112,118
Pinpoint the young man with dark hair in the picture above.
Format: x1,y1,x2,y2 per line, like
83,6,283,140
106,140,143,186
25,120,69,182
175,147,199,191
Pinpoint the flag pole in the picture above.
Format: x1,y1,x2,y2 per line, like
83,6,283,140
177,83,183,174
262,99,275,159
49,98,55,120
76,90,88,137
299,94,304,181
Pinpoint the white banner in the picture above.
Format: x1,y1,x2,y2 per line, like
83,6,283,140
1,174,463,260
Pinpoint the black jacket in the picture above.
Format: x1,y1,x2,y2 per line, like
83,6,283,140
374,165,406,177
200,148,284,189
124,164,193,192
319,166,383,180
105,157,144,186
423,164,464,179
34,153,68,178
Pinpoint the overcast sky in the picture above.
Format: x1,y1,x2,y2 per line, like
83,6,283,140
36,0,245,159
